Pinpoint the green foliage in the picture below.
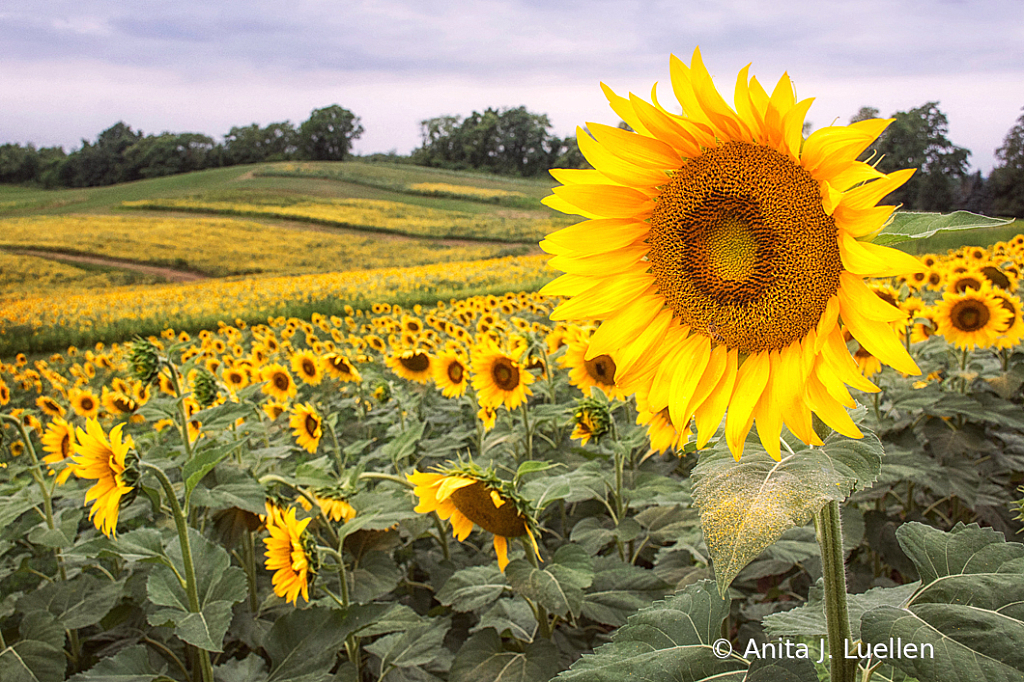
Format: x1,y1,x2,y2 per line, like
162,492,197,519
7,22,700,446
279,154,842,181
991,107,1024,218
875,210,1013,246
691,426,883,594
298,105,364,162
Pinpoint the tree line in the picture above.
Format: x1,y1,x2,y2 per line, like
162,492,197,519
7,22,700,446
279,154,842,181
0,105,364,188
1,100,1023,218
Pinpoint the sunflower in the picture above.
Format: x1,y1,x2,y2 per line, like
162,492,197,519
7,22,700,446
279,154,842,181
0,381,9,406
289,403,323,454
260,363,297,402
101,387,137,416
934,287,1012,350
477,405,497,431
991,291,1024,350
36,395,65,418
290,350,323,386
539,47,921,459
70,388,101,419
263,400,287,421
471,345,533,411
434,351,469,398
223,366,249,391
41,417,76,484
263,504,317,605
322,352,362,383
385,349,433,384
310,489,357,523
70,419,136,538
408,467,540,572
571,398,612,446
560,339,628,400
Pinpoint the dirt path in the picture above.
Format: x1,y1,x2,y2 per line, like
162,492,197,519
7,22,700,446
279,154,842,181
2,248,208,282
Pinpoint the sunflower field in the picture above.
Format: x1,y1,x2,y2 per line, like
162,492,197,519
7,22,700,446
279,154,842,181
4,48,1024,682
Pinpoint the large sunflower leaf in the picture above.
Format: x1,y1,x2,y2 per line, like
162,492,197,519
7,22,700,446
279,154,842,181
67,645,170,682
436,565,508,612
874,211,1012,246
450,629,559,682
555,580,747,682
17,574,124,630
859,522,1024,682
264,606,388,682
505,544,593,620
691,430,883,596
0,611,66,682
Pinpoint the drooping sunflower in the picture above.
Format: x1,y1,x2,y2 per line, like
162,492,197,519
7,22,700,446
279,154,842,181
41,417,76,484
260,363,297,402
322,352,362,383
385,349,433,384
70,419,137,538
408,466,540,571
289,403,323,454
560,340,628,400
934,287,1012,350
571,397,613,446
477,405,497,431
434,351,469,398
471,345,534,411
540,47,922,459
69,388,101,419
263,504,317,604
36,395,66,418
291,350,323,386
308,488,357,523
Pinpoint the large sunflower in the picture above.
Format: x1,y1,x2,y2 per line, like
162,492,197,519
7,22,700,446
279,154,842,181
434,350,469,398
260,363,297,402
408,468,540,572
385,349,434,384
540,47,923,459
70,419,136,537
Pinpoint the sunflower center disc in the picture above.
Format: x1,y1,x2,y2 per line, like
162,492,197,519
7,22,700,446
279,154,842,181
585,354,616,384
305,414,319,435
492,359,519,391
400,353,430,372
448,362,464,383
648,141,842,353
952,299,989,331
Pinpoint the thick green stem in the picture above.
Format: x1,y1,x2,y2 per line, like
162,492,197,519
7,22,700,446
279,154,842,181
325,418,344,474
814,500,856,682
166,368,195,461
521,401,533,461
144,463,214,682
522,537,551,639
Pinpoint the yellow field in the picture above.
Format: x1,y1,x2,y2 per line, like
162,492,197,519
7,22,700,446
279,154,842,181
406,182,526,202
121,197,568,242
0,251,158,299
0,214,513,278
0,254,553,347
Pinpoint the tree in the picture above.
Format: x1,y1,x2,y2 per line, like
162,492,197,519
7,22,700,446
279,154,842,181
58,122,144,187
123,133,216,179
413,106,566,176
990,107,1024,218
864,102,970,211
298,105,363,161
0,143,40,183
223,122,298,165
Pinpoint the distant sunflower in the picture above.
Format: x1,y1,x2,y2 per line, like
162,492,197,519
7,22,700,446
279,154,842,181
471,346,533,410
70,419,136,538
70,388,101,419
560,340,628,400
434,351,469,398
408,466,540,572
637,407,691,454
291,350,323,386
263,504,317,605
289,403,323,454
322,353,362,383
101,387,137,416
260,363,297,401
223,366,249,391
386,349,433,384
36,395,66,418
540,47,922,459
991,291,1024,350
263,400,287,421
41,417,76,485
310,489,357,523
934,287,1011,350
477,405,497,431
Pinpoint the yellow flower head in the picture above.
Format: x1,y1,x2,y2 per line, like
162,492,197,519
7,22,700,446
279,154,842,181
70,419,136,538
291,350,323,386
434,351,469,398
41,417,76,485
289,402,323,454
385,349,433,384
263,504,316,605
935,287,1012,350
540,47,923,460
322,352,362,383
407,468,539,572
260,363,297,402
471,345,533,411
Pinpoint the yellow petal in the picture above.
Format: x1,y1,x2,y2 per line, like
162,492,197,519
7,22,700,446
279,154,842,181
840,297,920,376
494,535,510,572
550,274,657,321
600,82,652,136
629,90,704,158
547,244,649,276
839,233,926,278
541,218,648,257
588,121,682,169
586,292,665,360
725,351,770,459
753,350,784,460
552,183,655,219
541,193,602,219
668,334,712,428
576,128,669,187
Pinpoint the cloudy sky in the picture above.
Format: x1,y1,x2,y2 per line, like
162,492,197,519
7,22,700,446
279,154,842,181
2,0,1023,173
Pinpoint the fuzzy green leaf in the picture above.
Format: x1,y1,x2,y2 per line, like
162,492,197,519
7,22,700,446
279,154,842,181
67,645,170,682
506,544,593,620
581,558,672,627
265,607,381,682
17,574,124,630
860,522,1024,682
450,629,559,682
556,580,746,682
365,618,451,672
471,598,537,642
0,611,66,682
874,211,1012,246
436,565,507,612
691,429,883,595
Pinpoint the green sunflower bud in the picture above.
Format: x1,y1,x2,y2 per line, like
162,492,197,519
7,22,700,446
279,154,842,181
127,338,162,385
192,368,220,408
572,397,612,445
119,449,143,508
372,381,392,404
